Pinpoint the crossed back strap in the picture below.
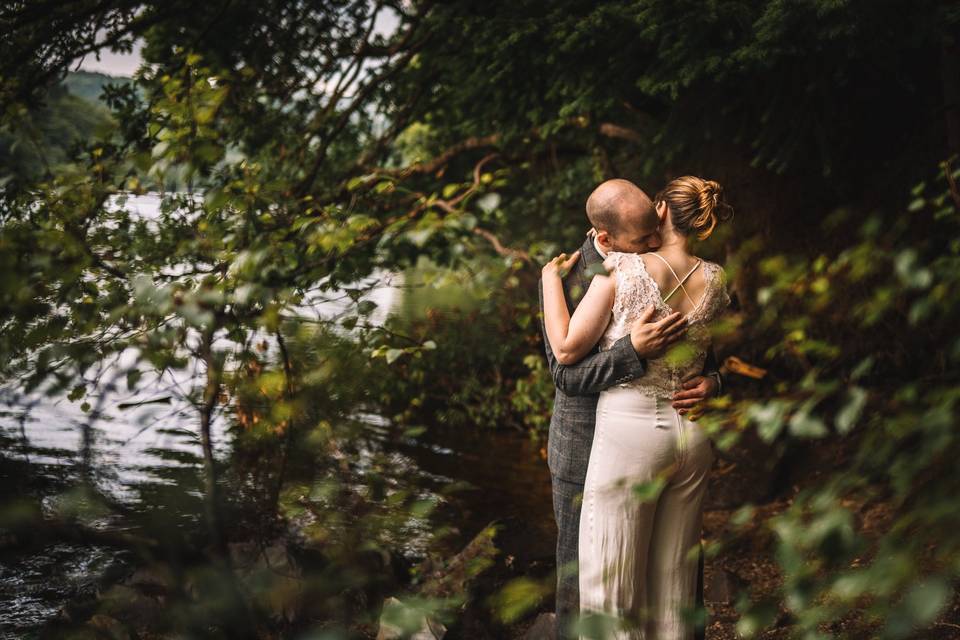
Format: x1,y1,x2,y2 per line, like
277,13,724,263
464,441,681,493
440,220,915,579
647,252,702,306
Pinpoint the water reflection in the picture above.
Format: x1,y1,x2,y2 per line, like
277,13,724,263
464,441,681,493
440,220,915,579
0,193,554,636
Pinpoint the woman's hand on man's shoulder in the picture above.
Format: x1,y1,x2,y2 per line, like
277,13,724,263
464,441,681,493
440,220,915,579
542,250,581,279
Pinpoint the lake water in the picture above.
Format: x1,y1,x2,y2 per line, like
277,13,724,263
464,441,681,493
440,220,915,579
0,194,554,637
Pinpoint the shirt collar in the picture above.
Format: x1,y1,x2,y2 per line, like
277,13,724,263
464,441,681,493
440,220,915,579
592,233,608,259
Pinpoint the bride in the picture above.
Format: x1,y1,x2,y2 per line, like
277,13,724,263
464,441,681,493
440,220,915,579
541,175,733,639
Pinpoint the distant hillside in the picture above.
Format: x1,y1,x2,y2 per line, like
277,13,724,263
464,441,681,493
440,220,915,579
63,70,132,105
0,80,117,183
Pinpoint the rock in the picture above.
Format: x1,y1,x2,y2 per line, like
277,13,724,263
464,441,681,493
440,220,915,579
704,568,748,603
86,614,132,640
232,539,304,624
228,540,260,568
416,523,498,600
377,596,447,640
377,524,502,640
97,583,161,623
522,612,557,640
123,565,173,597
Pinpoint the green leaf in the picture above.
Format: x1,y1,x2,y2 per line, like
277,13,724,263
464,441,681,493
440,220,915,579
884,578,950,639
357,300,378,315
835,387,867,434
477,192,501,213
404,228,433,247
747,401,788,443
385,348,404,364
491,577,550,624
584,263,607,278
788,410,828,439
403,426,427,438
442,183,460,198
903,579,949,625
730,504,756,528
631,477,666,503
346,175,370,191
409,498,436,518
574,611,623,640
126,369,142,392
850,356,874,380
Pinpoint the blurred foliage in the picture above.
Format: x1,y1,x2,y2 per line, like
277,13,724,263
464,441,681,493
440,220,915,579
695,161,960,639
0,2,501,637
2,0,960,638
369,256,541,431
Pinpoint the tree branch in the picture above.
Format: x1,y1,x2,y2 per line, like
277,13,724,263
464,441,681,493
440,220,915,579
472,227,530,262
598,122,644,144
376,134,502,178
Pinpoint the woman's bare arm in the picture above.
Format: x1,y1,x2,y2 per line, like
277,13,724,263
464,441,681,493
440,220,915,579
542,252,617,365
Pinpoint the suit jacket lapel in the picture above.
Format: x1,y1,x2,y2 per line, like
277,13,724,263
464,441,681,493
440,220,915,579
565,236,604,309
579,235,603,270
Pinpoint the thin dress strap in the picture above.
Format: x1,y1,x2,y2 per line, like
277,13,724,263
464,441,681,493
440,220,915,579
648,252,701,306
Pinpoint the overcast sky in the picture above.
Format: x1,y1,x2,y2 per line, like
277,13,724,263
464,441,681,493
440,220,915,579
75,41,143,77
73,10,399,78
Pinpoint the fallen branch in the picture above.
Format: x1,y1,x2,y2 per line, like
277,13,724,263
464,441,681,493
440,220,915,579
0,516,160,553
598,122,644,144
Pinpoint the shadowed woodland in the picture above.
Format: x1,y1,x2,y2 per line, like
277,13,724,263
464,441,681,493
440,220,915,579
2,1,960,638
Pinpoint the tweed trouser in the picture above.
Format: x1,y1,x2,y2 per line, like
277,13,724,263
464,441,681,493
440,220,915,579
553,473,585,639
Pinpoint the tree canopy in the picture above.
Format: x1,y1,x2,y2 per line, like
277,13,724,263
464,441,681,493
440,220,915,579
2,1,960,638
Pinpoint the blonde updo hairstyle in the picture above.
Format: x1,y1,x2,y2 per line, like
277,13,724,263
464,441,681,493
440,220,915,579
655,176,733,240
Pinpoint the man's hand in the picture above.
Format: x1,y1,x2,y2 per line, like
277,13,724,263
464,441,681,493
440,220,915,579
629,306,687,359
672,373,719,415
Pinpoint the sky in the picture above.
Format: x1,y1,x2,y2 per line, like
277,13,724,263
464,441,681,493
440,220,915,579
75,41,143,77
73,9,400,78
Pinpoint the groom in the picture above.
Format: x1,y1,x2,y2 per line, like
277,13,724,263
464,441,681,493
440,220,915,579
538,178,721,639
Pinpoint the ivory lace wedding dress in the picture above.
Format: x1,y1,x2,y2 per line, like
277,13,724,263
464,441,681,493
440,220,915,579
578,252,730,640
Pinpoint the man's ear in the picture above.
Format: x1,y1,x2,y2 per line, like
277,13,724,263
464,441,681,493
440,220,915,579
595,229,612,250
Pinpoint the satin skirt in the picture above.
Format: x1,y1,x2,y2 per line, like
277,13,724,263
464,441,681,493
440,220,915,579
578,386,714,640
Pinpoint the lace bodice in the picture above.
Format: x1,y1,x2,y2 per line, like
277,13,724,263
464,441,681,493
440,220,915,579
599,252,730,397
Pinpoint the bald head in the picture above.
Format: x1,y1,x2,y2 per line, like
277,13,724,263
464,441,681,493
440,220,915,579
585,179,661,253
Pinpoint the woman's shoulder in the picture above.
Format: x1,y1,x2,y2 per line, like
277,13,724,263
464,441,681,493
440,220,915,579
699,258,728,281
601,251,643,273
699,259,732,311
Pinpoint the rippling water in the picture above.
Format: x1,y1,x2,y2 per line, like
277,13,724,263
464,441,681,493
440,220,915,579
1,194,554,637
0,405,552,637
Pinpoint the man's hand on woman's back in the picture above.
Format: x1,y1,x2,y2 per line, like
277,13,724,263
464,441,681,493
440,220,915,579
629,306,687,359
672,374,719,415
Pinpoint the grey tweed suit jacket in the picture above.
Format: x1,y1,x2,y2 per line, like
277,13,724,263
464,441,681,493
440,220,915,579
538,236,721,485
538,236,647,484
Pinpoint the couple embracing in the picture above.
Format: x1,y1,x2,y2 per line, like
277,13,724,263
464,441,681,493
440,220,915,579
538,176,733,640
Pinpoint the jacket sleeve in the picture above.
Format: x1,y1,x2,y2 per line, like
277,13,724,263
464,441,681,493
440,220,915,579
701,348,724,395
538,277,647,397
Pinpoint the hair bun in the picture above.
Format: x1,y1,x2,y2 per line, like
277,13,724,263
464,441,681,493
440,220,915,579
657,175,734,240
693,179,733,240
